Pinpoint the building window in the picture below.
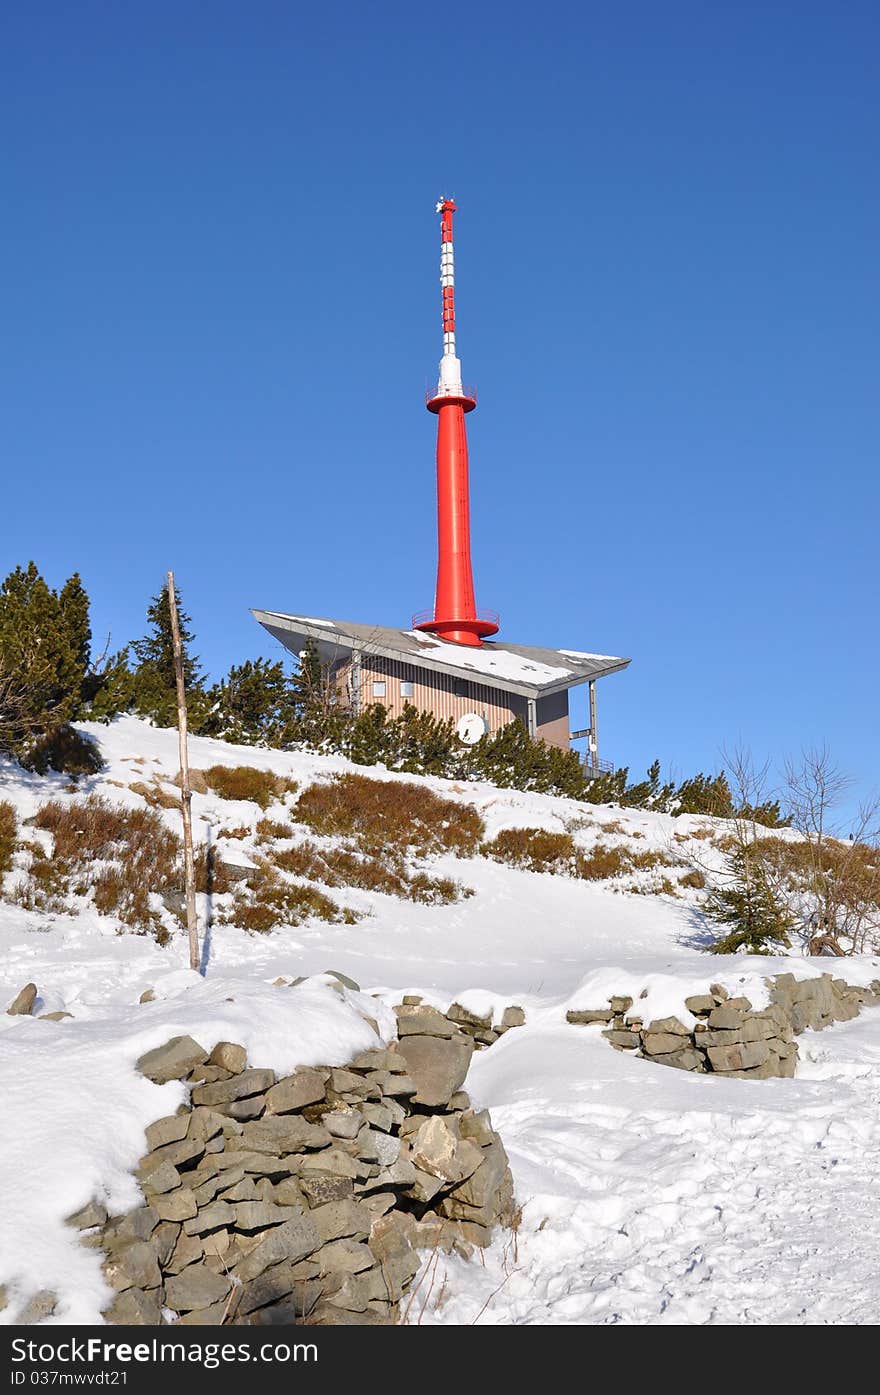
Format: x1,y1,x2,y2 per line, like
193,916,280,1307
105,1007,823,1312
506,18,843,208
400,680,414,698
372,681,387,698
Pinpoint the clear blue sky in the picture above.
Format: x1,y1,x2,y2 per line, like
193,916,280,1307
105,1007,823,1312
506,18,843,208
2,2,878,809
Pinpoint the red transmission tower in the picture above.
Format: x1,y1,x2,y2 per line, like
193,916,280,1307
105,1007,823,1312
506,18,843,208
413,199,499,647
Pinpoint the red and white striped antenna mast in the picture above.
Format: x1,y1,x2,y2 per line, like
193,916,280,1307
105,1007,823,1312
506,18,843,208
413,198,499,647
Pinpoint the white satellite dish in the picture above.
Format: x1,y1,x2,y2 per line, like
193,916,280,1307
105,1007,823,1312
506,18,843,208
457,712,487,746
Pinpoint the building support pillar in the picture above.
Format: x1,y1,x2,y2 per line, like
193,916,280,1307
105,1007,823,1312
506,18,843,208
588,680,598,773
350,647,363,715
527,697,537,740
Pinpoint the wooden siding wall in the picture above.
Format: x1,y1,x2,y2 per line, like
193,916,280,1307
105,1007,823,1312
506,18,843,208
338,654,529,736
535,689,571,751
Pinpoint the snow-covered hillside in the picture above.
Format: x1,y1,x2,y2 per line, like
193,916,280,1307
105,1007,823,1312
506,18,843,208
1,717,879,1325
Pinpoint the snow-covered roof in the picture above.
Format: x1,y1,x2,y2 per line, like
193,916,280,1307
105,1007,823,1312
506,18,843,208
251,610,630,698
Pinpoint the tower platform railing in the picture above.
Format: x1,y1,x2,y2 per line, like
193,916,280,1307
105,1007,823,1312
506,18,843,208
411,607,500,631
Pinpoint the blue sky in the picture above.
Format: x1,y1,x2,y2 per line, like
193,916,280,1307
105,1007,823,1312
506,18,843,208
2,2,878,812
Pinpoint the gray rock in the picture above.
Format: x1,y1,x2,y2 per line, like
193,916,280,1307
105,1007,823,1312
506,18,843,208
103,1242,161,1292
741,1016,779,1042
371,1070,416,1097
153,1221,181,1266
500,1005,526,1029
446,1002,493,1032
649,1047,705,1072
144,1112,190,1153
299,1173,354,1205
684,994,716,1015
264,1070,328,1114
694,1027,744,1047
188,1108,226,1144
706,1040,771,1073
602,1029,641,1050
103,1288,161,1325
208,1041,248,1073
104,1207,159,1246
316,1239,375,1275
191,1068,275,1107
271,1177,310,1208
459,1110,495,1147
446,1137,509,1211
183,1201,235,1235
709,983,729,1001
65,1200,108,1230
6,983,37,1016
609,995,633,1013
165,1265,231,1313
224,1096,266,1121
644,1016,690,1036
165,1230,203,1275
323,1109,363,1139
18,1289,57,1323
395,1032,474,1107
357,1129,400,1167
396,1006,457,1038
707,1005,748,1030
241,1116,331,1153
39,1011,73,1022
566,1009,614,1025
233,1215,322,1282
357,1102,394,1132
310,1199,372,1243
152,1189,198,1222
141,1135,204,1172
136,1036,208,1083
138,989,156,1004
233,1202,305,1233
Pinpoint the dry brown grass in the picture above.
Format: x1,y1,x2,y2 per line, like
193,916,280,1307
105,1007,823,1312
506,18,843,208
576,843,632,880
129,780,181,811
295,774,484,859
255,817,293,842
33,796,180,937
483,827,579,875
272,840,465,905
26,795,229,940
203,766,298,809
679,868,707,889
218,861,347,934
0,801,17,881
217,825,251,840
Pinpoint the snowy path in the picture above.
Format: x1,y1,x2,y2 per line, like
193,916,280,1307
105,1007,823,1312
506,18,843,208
416,1017,880,1325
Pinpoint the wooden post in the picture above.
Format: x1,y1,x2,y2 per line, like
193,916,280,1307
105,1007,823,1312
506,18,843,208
167,571,199,972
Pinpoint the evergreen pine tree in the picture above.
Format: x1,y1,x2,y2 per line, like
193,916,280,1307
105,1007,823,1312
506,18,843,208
204,657,297,746
58,572,92,696
708,845,793,954
131,585,206,729
0,562,102,771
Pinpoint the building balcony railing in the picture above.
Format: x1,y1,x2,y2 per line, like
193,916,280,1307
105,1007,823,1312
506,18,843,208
583,757,615,778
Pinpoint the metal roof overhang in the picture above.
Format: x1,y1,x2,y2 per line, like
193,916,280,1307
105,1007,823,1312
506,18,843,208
252,609,630,700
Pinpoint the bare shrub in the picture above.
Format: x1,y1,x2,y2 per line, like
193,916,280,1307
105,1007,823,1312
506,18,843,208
129,780,181,810
295,774,484,858
255,817,293,842
483,827,579,875
203,765,298,809
218,861,346,934
273,840,466,905
0,800,17,881
679,869,707,889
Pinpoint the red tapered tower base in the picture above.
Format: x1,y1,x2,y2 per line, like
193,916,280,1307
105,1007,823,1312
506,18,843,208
414,391,499,647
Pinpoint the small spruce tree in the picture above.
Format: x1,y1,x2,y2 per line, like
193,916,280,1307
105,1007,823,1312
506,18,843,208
131,585,206,729
708,845,794,954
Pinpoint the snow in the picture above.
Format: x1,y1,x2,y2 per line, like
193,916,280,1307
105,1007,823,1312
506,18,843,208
404,634,572,685
2,716,879,1326
558,648,622,663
